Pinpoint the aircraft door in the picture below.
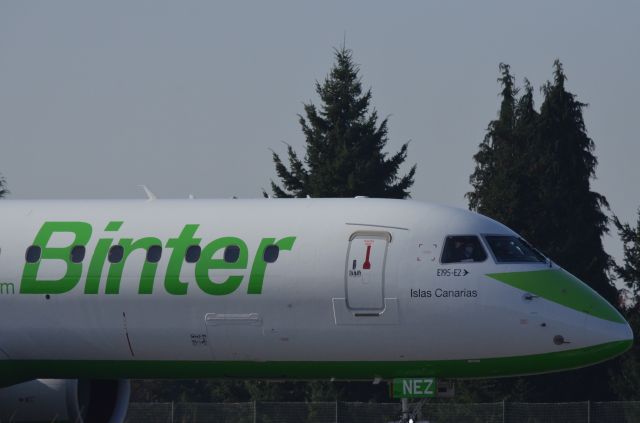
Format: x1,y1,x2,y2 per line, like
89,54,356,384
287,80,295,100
345,231,390,311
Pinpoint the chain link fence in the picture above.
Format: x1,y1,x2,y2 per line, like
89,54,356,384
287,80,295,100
125,401,640,423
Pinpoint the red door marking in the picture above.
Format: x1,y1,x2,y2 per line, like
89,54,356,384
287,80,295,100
363,244,372,270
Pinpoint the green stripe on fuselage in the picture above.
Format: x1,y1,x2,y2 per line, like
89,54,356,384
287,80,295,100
0,340,631,385
486,269,625,324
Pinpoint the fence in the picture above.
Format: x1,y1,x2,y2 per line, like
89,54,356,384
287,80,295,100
125,401,640,423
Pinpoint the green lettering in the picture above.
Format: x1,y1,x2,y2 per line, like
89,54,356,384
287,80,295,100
164,224,201,295
85,238,113,294
247,236,296,294
104,221,123,231
105,237,163,294
195,237,248,295
21,220,297,297
85,221,122,294
20,222,92,294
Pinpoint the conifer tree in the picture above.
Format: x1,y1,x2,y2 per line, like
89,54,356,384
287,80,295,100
609,209,640,399
612,210,640,300
0,174,8,198
469,61,615,303
268,48,415,198
533,60,616,303
468,64,529,231
467,61,619,401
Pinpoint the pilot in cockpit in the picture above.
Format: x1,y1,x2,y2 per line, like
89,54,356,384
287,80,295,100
460,242,475,262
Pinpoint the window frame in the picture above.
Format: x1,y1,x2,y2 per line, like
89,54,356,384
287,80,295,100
146,245,163,263
263,245,280,263
439,234,488,264
70,245,86,263
223,245,241,264
185,245,201,263
108,245,125,264
25,245,42,263
481,234,548,264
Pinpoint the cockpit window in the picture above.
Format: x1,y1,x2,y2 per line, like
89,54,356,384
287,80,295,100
441,235,487,263
484,235,547,263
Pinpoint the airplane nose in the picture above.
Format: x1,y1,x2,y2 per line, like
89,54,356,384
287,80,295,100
559,271,633,350
599,316,635,345
488,268,627,324
487,268,633,356
594,317,634,355
622,319,634,343
569,274,633,358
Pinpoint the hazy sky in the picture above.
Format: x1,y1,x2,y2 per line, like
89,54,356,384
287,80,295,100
0,1,638,262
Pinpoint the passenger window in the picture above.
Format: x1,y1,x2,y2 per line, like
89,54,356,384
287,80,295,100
441,236,487,264
263,245,279,263
25,246,42,263
108,245,124,263
484,235,547,263
185,245,201,263
70,246,86,263
146,245,162,263
224,245,240,263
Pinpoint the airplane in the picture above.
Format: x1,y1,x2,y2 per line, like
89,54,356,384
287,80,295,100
0,198,632,422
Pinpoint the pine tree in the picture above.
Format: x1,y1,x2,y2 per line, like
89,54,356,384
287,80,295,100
533,60,616,304
0,174,8,198
609,209,640,399
268,48,415,198
467,66,545,243
469,61,616,303
468,63,523,227
466,61,620,401
613,210,640,300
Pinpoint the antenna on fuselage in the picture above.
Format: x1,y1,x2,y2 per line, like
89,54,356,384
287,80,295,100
138,185,157,201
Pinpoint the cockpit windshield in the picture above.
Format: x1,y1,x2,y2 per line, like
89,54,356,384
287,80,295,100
441,235,487,263
484,235,547,263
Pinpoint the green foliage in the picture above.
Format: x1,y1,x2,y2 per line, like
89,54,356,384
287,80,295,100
268,47,415,198
533,60,616,304
608,209,640,399
608,307,640,400
468,60,615,303
132,379,390,403
455,378,534,403
465,60,620,401
0,174,8,198
132,380,251,403
467,64,537,237
613,209,640,299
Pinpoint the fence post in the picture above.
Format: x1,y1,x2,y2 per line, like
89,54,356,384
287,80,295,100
170,401,174,423
335,400,338,423
502,400,506,423
587,400,590,423
253,400,257,423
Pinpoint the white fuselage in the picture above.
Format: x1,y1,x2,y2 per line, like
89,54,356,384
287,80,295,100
0,199,632,382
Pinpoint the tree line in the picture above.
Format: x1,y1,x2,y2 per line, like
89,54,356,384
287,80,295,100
2,47,637,403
